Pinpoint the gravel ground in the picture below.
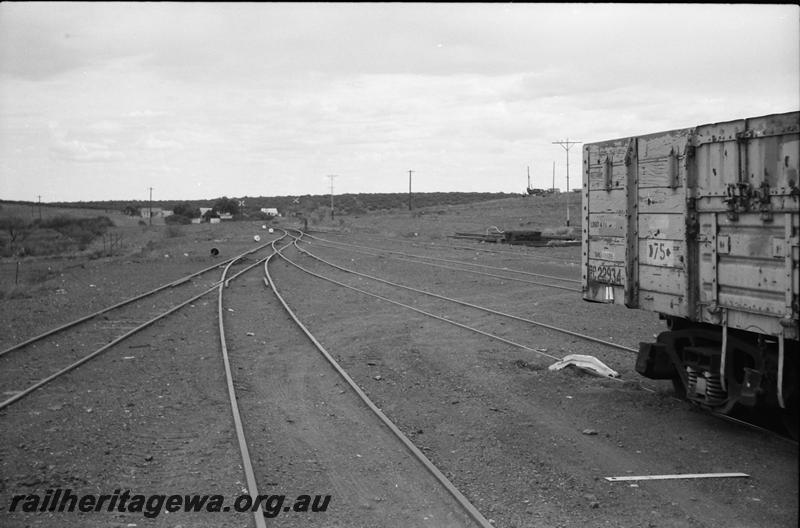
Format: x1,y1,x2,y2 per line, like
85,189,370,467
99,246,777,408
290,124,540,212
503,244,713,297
1,218,797,528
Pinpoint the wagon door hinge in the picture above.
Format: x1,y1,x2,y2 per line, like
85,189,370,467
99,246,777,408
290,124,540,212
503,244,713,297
686,197,699,238
667,148,680,188
754,181,773,222
723,182,752,221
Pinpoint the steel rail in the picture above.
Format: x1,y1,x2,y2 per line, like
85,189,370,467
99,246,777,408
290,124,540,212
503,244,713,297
217,242,283,528
0,282,220,411
290,235,636,355
0,239,286,412
299,236,581,293
303,233,800,442
304,238,800,441
304,233,581,283
264,238,495,528
445,242,580,263
709,412,799,447
0,240,278,359
318,230,581,264
285,241,800,441
277,243,562,361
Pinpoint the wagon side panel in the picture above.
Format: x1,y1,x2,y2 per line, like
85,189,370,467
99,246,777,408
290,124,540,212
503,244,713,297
693,113,799,339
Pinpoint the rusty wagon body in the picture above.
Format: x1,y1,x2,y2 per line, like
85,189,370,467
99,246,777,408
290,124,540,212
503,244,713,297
581,111,799,427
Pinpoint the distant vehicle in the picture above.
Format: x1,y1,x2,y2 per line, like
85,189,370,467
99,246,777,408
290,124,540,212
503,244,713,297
526,188,558,196
526,168,556,196
582,111,799,434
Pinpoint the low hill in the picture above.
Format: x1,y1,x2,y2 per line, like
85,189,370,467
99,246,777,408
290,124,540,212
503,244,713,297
36,192,524,217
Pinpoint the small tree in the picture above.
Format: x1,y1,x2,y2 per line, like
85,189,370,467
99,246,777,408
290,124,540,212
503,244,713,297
213,196,240,216
122,205,141,216
202,209,219,222
172,203,201,219
0,217,30,254
165,214,191,225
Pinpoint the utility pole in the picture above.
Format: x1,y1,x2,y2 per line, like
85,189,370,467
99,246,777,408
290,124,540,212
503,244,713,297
552,161,555,192
37,195,42,220
527,166,531,190
327,175,337,220
149,187,153,225
408,169,415,211
552,139,581,226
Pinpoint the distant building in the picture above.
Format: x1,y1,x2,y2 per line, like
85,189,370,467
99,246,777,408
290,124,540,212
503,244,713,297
219,212,233,221
139,207,172,218
209,218,221,224
260,207,279,216
199,207,213,216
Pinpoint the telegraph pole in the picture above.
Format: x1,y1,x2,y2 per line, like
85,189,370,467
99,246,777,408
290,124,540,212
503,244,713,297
37,195,42,220
149,187,153,225
327,174,337,220
552,139,581,226
408,169,415,211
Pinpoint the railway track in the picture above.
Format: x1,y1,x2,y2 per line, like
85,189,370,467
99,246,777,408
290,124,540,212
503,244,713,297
260,231,796,527
0,236,285,410
202,236,491,528
2,230,493,527
1,237,292,527
2,226,795,527
285,231,798,444
317,230,581,266
286,232,635,358
300,236,581,293
304,233,581,285
214,236,493,526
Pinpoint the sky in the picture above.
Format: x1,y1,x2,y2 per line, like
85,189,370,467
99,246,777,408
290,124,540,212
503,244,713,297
0,3,798,202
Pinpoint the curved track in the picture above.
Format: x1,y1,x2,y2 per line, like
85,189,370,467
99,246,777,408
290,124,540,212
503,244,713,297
295,234,628,354
287,230,797,444
2,230,496,526
0,236,286,411
264,237,492,526
214,233,492,527
3,224,795,527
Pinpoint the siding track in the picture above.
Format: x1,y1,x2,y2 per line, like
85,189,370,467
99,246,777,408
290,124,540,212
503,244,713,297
290,232,635,358
0,236,286,410
286,230,797,444
218,235,492,527
304,233,581,285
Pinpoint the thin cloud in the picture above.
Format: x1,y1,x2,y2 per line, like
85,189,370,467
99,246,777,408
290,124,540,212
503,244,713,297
47,122,121,162
0,3,797,201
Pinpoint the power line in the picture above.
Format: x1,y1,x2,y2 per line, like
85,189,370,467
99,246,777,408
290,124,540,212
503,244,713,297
408,169,415,211
552,139,581,226
327,175,337,220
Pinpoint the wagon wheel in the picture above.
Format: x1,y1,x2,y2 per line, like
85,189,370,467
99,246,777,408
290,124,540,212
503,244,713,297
659,328,743,414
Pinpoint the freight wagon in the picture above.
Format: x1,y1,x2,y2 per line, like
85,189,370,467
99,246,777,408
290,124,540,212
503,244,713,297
581,112,799,433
